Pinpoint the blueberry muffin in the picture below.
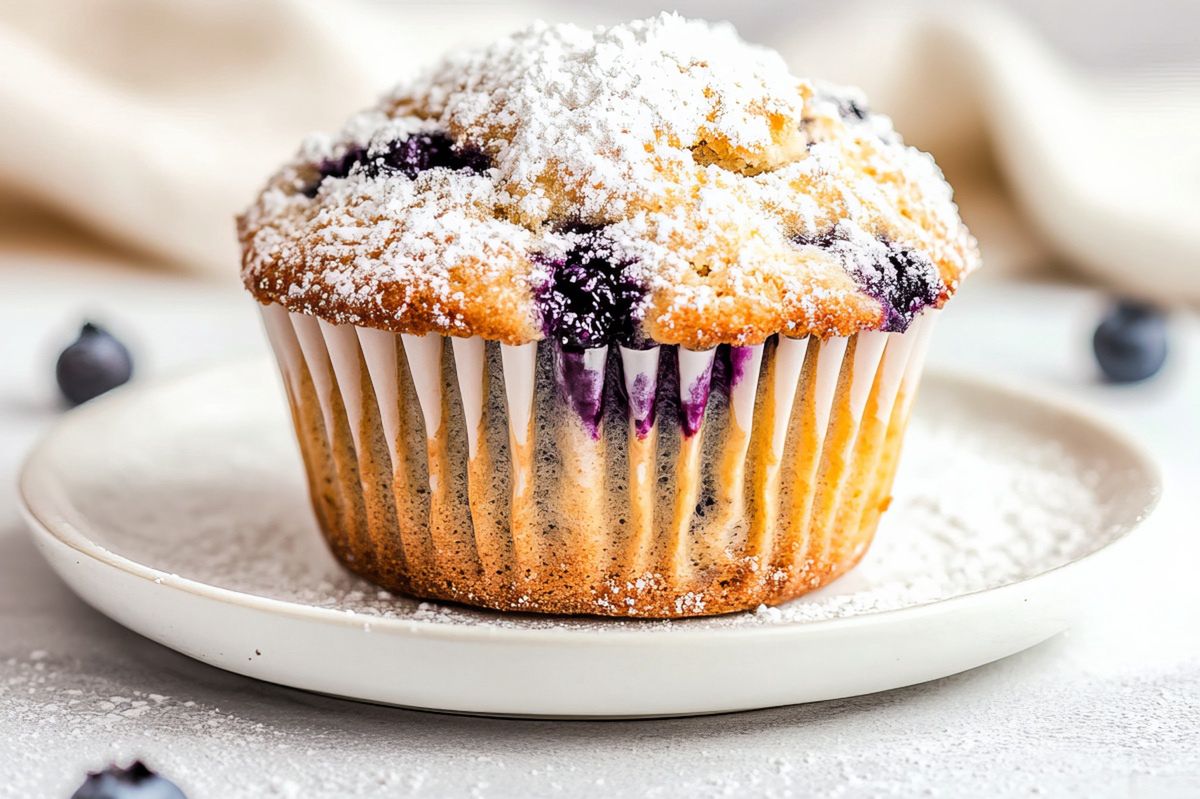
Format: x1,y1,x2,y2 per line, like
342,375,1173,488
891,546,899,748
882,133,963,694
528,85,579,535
238,14,979,617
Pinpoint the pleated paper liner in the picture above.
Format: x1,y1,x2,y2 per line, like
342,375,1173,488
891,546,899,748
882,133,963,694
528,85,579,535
260,303,936,617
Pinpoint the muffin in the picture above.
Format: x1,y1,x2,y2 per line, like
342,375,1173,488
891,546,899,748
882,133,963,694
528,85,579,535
238,14,979,617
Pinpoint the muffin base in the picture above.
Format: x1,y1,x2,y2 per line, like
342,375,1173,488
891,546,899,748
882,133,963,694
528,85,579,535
261,303,935,617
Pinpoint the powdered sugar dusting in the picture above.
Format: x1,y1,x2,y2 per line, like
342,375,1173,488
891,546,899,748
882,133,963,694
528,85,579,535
239,14,980,348
412,16,807,224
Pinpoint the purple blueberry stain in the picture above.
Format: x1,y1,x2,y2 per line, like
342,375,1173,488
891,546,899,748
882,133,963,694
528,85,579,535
709,344,753,397
535,224,652,434
618,349,660,439
678,352,716,438
627,369,658,438
302,145,365,196
727,345,755,389
554,344,607,439
384,132,491,177
302,132,489,197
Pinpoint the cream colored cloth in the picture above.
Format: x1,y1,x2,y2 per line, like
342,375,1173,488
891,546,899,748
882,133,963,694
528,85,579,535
1,0,1197,301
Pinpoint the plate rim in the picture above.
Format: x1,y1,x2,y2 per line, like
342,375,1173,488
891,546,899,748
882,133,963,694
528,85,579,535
18,361,1163,646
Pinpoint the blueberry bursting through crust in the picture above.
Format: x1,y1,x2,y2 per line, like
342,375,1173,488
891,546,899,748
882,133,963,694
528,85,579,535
534,224,650,439
302,132,491,198
534,224,648,351
303,132,654,350
793,230,943,333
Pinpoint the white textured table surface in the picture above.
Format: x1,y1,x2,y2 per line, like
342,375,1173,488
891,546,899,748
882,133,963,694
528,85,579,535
1,256,1197,798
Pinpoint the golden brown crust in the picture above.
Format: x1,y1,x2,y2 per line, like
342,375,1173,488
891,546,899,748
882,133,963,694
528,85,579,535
239,15,979,349
239,172,543,345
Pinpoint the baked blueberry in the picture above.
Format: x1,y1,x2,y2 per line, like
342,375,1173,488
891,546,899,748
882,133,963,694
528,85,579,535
829,96,869,121
56,322,134,406
536,225,645,349
812,86,870,122
302,145,367,196
870,247,942,332
302,132,489,197
71,761,186,799
1093,300,1168,383
790,228,839,250
792,232,941,331
381,132,491,178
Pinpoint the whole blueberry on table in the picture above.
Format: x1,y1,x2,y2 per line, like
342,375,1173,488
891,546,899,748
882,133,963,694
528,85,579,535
1092,300,1168,383
55,322,134,405
71,761,186,799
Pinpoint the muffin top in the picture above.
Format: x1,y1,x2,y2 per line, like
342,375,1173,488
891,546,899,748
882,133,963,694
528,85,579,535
239,14,979,350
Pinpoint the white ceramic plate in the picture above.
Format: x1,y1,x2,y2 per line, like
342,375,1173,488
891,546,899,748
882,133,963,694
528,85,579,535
20,361,1159,718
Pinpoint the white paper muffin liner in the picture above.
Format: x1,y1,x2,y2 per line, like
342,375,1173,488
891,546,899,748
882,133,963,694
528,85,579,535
260,302,936,617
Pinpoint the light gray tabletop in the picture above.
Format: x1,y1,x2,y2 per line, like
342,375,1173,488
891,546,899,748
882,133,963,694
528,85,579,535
1,256,1197,798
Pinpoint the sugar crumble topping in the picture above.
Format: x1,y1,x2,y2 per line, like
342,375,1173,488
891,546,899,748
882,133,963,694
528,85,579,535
239,14,979,347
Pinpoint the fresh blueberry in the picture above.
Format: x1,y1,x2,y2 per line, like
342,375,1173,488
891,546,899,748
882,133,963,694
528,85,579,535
302,132,489,197
535,224,646,349
71,761,186,799
1093,300,1168,383
56,322,133,406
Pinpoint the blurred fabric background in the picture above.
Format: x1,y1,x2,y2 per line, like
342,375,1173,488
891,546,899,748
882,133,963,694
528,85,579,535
1,0,1198,300
2,6,1198,796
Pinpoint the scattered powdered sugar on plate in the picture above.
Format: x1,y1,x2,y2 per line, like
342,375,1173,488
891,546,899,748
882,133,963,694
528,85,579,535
747,421,1104,625
0,652,427,797
5,366,1156,796
72,373,1115,633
